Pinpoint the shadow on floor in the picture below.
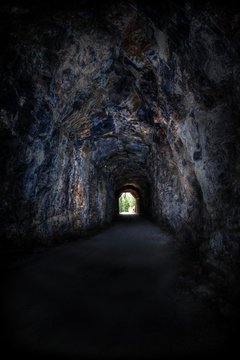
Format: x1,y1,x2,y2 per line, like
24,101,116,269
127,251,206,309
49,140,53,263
1,215,239,360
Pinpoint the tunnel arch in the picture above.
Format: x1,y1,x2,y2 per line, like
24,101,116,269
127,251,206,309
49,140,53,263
117,185,141,214
115,180,152,217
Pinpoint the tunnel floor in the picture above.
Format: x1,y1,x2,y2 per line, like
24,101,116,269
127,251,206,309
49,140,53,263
2,215,235,359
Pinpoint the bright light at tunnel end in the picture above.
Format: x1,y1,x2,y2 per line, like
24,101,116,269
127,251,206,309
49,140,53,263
118,191,137,215
119,212,137,215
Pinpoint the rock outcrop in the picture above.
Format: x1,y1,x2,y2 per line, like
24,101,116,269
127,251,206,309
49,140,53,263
1,0,240,306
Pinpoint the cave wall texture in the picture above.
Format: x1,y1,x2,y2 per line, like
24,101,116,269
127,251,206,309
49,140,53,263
0,0,240,287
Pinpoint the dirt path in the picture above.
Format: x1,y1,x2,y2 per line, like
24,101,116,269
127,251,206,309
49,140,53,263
2,215,231,359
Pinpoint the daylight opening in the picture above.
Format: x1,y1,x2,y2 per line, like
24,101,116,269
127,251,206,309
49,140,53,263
119,192,136,214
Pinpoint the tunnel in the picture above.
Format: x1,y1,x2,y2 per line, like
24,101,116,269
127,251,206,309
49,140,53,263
117,186,141,214
1,0,240,358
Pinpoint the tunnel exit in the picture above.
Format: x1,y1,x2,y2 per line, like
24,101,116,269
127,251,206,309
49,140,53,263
118,192,136,214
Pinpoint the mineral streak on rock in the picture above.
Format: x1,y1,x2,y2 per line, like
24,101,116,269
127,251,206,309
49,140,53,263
0,0,239,293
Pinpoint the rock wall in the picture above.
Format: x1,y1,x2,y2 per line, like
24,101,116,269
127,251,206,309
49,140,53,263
0,0,239,294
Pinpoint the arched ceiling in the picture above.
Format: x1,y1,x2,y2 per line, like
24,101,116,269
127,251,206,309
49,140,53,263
48,1,172,193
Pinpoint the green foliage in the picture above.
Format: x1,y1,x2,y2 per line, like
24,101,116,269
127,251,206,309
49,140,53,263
128,193,136,209
119,193,127,212
119,192,136,213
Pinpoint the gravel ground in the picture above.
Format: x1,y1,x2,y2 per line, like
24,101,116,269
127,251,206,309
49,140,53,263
2,215,235,359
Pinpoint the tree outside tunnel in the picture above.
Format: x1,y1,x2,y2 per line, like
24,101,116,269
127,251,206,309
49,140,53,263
119,192,136,214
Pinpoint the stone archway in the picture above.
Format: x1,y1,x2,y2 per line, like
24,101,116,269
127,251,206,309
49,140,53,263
117,185,141,214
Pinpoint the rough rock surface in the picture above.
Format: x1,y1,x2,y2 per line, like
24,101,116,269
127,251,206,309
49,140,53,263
0,1,240,308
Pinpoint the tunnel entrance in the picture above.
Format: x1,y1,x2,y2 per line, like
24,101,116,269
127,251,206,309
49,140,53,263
119,192,136,214
117,186,141,215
